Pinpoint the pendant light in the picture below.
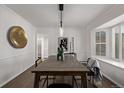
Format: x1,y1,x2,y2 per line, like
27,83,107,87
59,4,64,37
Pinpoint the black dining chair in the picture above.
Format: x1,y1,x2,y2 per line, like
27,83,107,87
84,58,103,87
35,57,42,67
72,58,97,87
35,57,56,87
47,83,73,88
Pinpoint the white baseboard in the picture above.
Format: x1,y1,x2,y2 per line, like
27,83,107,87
0,63,34,87
102,72,124,88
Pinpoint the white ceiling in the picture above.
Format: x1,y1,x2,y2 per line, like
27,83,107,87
97,14,124,29
6,4,114,27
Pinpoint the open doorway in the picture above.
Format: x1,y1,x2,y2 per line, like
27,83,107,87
36,34,48,61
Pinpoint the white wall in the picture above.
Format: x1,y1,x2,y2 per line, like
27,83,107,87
37,26,87,61
0,5,36,87
86,5,124,57
99,60,124,87
86,5,124,87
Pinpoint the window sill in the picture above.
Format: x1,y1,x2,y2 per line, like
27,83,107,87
92,56,124,70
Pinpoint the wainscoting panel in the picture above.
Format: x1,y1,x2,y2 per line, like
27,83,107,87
99,60,124,87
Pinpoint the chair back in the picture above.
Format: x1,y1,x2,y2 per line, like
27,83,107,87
87,58,95,70
86,58,91,64
87,58,102,78
87,58,103,87
35,57,42,67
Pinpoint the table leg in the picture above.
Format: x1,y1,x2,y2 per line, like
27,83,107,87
34,73,40,88
72,76,74,87
81,74,87,88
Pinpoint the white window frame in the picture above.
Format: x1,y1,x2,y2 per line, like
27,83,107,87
95,30,106,56
112,25,121,61
112,23,124,61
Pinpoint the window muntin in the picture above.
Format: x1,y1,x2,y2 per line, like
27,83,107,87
95,31,106,56
96,32,101,43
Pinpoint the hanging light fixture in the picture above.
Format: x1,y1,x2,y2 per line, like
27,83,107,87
59,4,64,37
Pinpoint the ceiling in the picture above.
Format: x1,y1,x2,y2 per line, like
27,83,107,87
6,4,114,27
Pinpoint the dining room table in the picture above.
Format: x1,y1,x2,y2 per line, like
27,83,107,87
32,55,90,88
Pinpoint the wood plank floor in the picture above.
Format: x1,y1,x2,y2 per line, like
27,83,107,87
2,64,119,88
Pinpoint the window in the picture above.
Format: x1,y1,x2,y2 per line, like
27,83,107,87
121,23,124,60
112,23,124,61
95,31,106,56
122,28,124,60
93,15,124,62
112,26,120,59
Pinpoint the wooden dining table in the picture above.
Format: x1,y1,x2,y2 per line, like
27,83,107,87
32,55,89,88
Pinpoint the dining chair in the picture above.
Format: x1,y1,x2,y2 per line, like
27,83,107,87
73,58,103,88
92,67,103,87
35,57,56,87
35,57,42,67
71,58,92,87
47,83,73,88
86,58,103,87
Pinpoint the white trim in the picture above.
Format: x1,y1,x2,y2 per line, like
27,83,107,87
0,62,34,87
111,23,124,61
94,57,124,69
94,30,107,56
102,72,124,88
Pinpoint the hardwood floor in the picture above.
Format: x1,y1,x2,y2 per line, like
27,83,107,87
2,65,119,88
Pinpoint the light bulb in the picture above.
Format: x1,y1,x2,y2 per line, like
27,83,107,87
59,27,63,37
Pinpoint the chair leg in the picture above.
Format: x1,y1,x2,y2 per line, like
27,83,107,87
72,76,74,87
101,78,103,88
90,76,93,84
74,77,78,88
42,76,48,87
46,76,48,87
42,76,57,88
72,76,78,88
